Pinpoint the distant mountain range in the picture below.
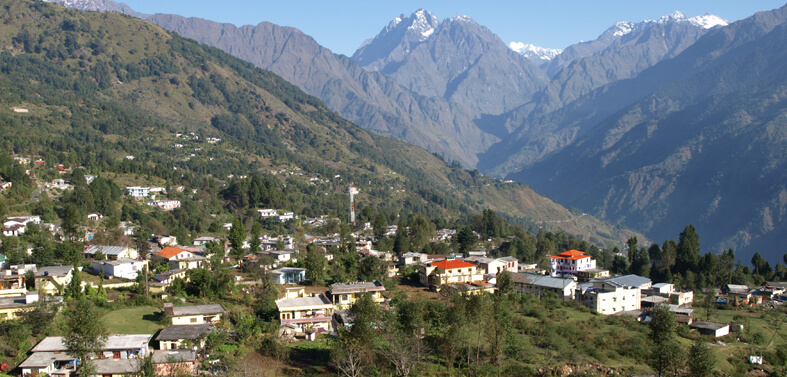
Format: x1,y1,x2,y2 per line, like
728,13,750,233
39,0,787,262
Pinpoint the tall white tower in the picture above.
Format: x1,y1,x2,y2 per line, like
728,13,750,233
349,184,360,225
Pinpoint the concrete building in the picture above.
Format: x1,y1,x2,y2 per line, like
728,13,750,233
164,303,226,325
578,275,652,315
512,273,577,301
156,324,212,350
549,249,597,278
91,259,148,280
20,334,152,377
269,267,306,284
34,266,74,296
329,281,386,310
125,186,150,198
84,245,139,260
419,258,484,286
276,287,335,335
151,247,205,270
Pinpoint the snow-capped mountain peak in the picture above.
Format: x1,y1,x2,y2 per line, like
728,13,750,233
509,42,562,64
658,11,688,23
688,14,729,29
611,21,635,37
410,9,439,39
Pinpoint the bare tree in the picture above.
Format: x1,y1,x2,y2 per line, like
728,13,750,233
332,338,367,377
378,324,428,376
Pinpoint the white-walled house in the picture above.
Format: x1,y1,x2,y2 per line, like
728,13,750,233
91,259,148,280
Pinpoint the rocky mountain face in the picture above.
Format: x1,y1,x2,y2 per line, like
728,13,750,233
352,11,549,118
504,5,787,262
145,14,502,168
478,12,729,174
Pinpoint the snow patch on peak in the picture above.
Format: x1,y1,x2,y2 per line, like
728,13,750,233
689,14,729,29
658,11,687,23
448,14,474,23
612,21,634,37
509,42,562,61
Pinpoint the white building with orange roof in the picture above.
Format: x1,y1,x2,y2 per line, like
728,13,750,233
419,257,485,286
549,249,597,279
151,246,206,270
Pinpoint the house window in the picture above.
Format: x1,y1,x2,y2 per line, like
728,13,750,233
113,351,121,359
190,318,197,323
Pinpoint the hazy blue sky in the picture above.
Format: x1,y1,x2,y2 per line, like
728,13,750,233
119,0,786,56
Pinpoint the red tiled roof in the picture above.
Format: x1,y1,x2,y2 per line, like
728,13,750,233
153,246,188,259
430,259,477,270
549,249,591,260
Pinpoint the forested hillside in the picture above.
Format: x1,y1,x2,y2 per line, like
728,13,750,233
0,0,636,247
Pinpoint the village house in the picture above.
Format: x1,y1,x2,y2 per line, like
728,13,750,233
576,268,610,282
0,266,29,292
642,283,694,306
91,259,148,280
577,275,651,315
86,212,103,221
0,180,12,191
149,269,187,293
419,258,484,287
151,350,199,376
154,235,178,247
257,209,278,218
329,281,386,310
193,236,219,246
512,273,577,301
276,287,335,336
398,252,428,266
34,266,74,296
147,200,182,211
549,249,598,278
690,321,731,337
20,334,152,377
125,186,151,198
84,245,139,260
2,216,41,237
164,303,226,325
151,247,206,270
258,249,297,264
156,324,212,350
0,292,44,320
464,256,519,275
269,267,307,284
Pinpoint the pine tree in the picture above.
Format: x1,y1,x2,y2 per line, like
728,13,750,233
676,225,701,274
688,338,716,377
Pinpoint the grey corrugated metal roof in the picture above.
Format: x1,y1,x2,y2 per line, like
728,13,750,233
276,294,333,309
170,304,225,317
18,352,74,367
598,274,651,288
330,281,385,294
34,266,73,278
512,273,574,289
155,324,212,341
32,334,152,352
84,245,132,256
93,359,139,374
270,267,306,275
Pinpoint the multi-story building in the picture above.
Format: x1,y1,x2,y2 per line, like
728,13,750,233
84,245,139,260
419,258,484,286
577,275,652,315
125,186,151,198
329,281,386,310
276,287,335,335
549,249,597,278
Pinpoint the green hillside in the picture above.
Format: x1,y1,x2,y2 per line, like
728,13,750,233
0,0,636,246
